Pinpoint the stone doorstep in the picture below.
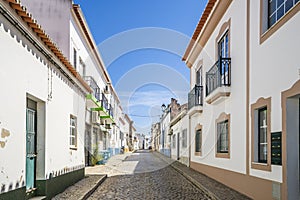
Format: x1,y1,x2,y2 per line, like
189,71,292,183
79,175,107,200
153,152,219,200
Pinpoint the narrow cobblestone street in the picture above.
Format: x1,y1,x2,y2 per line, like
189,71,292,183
88,150,211,199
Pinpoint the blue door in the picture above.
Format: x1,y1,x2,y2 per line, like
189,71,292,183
26,108,36,190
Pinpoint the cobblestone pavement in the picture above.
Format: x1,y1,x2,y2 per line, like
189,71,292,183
154,152,251,200
53,150,250,200
88,150,212,200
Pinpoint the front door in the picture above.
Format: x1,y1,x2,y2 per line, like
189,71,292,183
286,97,300,199
26,108,36,190
85,125,91,166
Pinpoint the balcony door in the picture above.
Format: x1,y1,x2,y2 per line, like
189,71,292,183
218,31,229,83
196,67,203,87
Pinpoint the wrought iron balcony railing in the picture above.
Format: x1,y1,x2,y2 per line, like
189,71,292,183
84,76,100,101
206,57,231,96
101,93,109,111
188,85,203,110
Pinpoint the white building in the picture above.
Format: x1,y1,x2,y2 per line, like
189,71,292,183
160,98,182,157
170,104,189,166
183,0,300,199
0,0,90,199
151,123,161,151
0,0,134,199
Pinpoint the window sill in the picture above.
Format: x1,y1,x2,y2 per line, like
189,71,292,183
251,162,271,171
216,152,230,159
205,86,231,104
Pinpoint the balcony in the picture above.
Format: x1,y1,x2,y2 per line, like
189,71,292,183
188,85,203,116
84,76,114,122
84,76,101,108
101,93,109,112
109,106,114,118
205,57,231,104
100,94,114,124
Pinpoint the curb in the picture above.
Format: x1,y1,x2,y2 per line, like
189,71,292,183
80,174,107,200
152,151,219,200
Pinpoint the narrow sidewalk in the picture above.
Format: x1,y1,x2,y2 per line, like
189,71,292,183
153,151,251,200
85,152,133,177
53,152,132,200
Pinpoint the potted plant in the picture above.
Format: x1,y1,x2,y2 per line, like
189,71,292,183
91,147,104,165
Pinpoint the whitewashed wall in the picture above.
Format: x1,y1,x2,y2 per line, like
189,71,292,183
0,13,86,192
248,1,300,182
190,0,247,174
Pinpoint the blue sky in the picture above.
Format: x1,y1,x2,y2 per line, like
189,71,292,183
74,0,207,134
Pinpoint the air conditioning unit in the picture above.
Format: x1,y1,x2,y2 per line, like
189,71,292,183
103,85,109,94
92,111,100,124
100,118,105,125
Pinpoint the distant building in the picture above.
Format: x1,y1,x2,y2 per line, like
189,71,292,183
170,104,189,166
151,123,161,151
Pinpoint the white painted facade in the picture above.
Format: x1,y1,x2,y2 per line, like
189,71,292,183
160,109,171,156
184,0,300,199
249,1,300,199
188,0,247,174
0,1,88,198
0,0,134,198
170,110,189,166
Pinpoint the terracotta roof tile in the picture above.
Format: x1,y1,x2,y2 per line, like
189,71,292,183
182,0,217,62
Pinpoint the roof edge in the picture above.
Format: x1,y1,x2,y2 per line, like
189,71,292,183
182,0,217,66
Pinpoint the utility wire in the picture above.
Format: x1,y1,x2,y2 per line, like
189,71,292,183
128,114,161,118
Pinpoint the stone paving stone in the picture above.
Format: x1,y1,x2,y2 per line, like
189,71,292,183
154,152,252,200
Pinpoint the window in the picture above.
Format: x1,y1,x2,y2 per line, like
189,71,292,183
215,113,230,158
268,0,300,28
73,48,77,69
217,120,229,153
182,129,187,148
195,128,202,156
70,115,77,148
218,31,230,83
251,97,271,171
258,107,268,163
172,134,176,148
260,0,300,43
218,31,229,59
79,57,86,77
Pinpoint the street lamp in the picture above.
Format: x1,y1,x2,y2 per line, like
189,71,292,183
161,104,166,112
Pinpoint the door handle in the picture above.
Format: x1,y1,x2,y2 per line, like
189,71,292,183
27,153,37,158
